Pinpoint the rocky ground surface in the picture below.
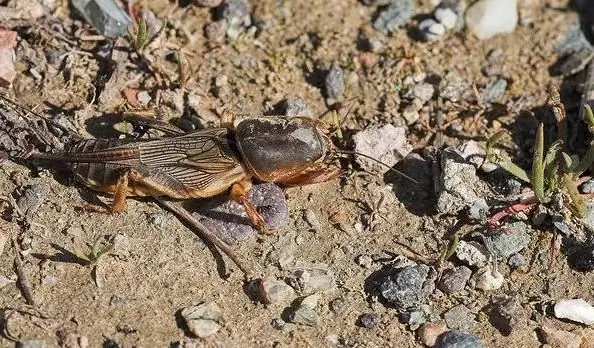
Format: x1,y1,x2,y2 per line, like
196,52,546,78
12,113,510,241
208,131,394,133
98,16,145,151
1,0,594,347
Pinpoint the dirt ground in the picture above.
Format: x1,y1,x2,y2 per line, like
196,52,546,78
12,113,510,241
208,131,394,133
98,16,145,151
0,0,593,346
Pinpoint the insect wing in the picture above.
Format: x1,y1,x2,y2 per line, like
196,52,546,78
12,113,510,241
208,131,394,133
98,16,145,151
138,128,244,191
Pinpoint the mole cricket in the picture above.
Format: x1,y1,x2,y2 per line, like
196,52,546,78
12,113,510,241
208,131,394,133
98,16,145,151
1,95,415,274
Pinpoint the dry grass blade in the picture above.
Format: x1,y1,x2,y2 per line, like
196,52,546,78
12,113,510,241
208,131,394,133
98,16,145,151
531,123,546,202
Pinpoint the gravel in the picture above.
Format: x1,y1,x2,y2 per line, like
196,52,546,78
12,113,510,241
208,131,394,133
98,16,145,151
379,263,435,311
372,0,415,35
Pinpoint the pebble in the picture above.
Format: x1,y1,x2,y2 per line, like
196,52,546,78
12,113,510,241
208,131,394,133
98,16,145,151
438,266,471,294
401,99,423,125
419,19,446,41
531,204,548,226
270,318,285,330
205,20,227,42
541,324,581,348
492,221,531,259
486,48,504,63
16,183,49,220
443,304,476,330
400,305,432,327
456,240,489,267
218,0,252,39
358,313,381,329
136,91,151,105
568,241,594,271
580,203,594,234
353,124,412,174
434,6,458,29
418,321,447,347
435,330,485,348
289,305,319,327
16,340,46,348
436,148,482,215
192,183,289,246
372,0,415,35
180,302,222,338
71,0,132,38
281,97,312,117
554,299,594,325
489,295,526,335
507,253,525,268
405,83,435,103
195,0,223,7
356,254,373,269
582,179,594,194
465,0,518,40
439,71,469,102
324,65,345,100
482,79,507,103
468,198,489,222
379,263,435,311
259,277,295,304
471,265,504,291
0,29,17,86
288,263,336,294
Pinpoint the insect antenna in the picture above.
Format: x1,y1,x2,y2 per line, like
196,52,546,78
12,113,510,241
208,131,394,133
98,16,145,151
336,149,420,184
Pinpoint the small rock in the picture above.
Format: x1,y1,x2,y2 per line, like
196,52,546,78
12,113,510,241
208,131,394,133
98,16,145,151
400,305,432,328
356,255,373,269
492,221,531,259
456,240,489,267
531,204,548,226
16,183,49,220
0,29,17,86
270,318,285,330
434,6,458,29
419,19,446,41
372,0,415,35
0,275,15,288
324,65,345,100
205,20,227,42
435,330,485,348
181,302,223,338
482,79,507,103
554,299,594,325
353,124,412,174
281,98,312,117
488,295,527,336
471,265,504,291
71,0,132,38
379,263,436,311
437,148,483,214
195,0,223,7
288,262,336,294
218,0,252,39
289,305,319,327
581,180,594,194
259,277,295,304
401,100,423,125
193,183,289,246
358,313,381,329
486,48,504,63
418,321,447,347
468,198,489,222
438,266,471,294
136,91,151,105
465,0,518,40
439,71,469,102
568,240,594,271
541,324,581,348
507,253,525,268
405,83,435,103
16,340,46,348
300,294,319,309
443,305,476,331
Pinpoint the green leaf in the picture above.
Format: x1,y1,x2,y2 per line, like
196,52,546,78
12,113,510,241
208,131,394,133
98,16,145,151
531,124,546,202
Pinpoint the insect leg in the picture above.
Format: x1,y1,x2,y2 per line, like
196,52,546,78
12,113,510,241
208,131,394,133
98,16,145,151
122,110,185,136
229,179,269,233
281,162,341,186
112,171,130,213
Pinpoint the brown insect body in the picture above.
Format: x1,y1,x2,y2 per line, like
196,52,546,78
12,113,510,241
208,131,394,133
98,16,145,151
27,116,340,229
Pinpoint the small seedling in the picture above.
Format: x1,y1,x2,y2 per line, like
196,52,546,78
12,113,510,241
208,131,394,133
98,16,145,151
486,89,594,227
70,236,115,266
128,17,149,52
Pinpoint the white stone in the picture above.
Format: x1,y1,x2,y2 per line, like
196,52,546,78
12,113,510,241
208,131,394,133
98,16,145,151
465,0,518,40
419,18,446,41
353,124,412,174
554,299,594,325
435,7,458,29
471,265,504,291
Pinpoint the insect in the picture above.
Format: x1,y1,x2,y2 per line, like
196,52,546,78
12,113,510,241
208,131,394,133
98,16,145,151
1,95,416,274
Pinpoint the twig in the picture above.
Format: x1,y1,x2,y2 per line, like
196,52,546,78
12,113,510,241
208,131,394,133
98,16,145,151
155,198,254,277
12,235,35,306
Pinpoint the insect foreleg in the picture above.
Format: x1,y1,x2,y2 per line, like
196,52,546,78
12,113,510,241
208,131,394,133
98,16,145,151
229,179,269,233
